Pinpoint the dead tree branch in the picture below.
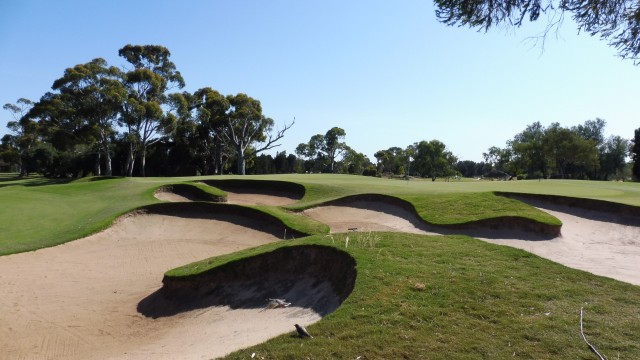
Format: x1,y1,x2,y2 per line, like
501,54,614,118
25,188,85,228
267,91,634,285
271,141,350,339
580,307,607,360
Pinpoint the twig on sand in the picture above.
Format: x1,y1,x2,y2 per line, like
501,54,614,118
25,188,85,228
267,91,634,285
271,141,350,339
580,307,607,360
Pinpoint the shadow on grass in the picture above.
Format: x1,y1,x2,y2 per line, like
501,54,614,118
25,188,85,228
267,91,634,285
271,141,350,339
0,174,75,188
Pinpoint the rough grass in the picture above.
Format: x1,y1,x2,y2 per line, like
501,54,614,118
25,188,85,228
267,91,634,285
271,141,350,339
213,233,640,359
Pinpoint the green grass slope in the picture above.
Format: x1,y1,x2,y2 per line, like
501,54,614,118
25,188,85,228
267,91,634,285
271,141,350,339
3,173,640,255
164,233,640,359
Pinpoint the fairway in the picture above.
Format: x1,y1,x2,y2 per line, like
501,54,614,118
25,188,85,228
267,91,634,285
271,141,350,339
1,175,639,359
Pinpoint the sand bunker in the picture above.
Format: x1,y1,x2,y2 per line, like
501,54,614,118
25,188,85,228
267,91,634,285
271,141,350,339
3,189,640,359
304,200,640,286
0,210,340,360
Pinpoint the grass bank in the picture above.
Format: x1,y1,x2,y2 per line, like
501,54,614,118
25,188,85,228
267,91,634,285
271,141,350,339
163,233,640,359
2,173,639,255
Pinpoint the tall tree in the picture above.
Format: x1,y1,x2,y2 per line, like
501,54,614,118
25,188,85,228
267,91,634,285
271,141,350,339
50,58,126,176
2,98,36,175
434,0,640,62
632,128,640,180
169,88,232,175
543,123,599,178
118,44,185,176
322,127,347,173
224,93,293,175
412,139,457,181
511,121,548,178
599,135,629,180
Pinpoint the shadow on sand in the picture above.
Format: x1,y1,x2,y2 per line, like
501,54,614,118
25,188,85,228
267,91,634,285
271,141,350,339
137,245,356,319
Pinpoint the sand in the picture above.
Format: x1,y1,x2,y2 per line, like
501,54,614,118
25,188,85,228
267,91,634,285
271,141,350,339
304,200,640,286
2,189,639,359
0,211,320,360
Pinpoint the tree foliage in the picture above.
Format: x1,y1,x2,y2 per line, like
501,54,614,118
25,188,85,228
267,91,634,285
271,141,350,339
296,127,348,173
434,0,640,62
0,45,294,177
633,128,640,180
484,119,630,180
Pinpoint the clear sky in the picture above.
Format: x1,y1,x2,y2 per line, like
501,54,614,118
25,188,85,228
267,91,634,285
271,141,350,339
1,0,638,162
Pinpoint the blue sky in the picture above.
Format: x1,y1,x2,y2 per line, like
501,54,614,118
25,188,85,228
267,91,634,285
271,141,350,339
1,0,638,162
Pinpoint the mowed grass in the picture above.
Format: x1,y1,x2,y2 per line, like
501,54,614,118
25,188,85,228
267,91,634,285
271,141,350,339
2,173,640,255
2,173,640,358
178,233,640,359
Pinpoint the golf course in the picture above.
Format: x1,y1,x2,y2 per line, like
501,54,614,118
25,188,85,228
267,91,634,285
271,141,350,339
1,173,639,359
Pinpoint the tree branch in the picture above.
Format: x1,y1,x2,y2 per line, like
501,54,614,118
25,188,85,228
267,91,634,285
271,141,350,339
580,307,607,360
251,119,295,155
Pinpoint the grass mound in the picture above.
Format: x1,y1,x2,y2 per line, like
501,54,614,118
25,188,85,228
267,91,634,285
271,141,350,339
140,244,356,318
202,233,640,359
155,182,227,202
203,179,305,200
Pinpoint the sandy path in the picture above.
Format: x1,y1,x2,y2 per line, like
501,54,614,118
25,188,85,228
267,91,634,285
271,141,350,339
0,214,320,360
304,202,640,286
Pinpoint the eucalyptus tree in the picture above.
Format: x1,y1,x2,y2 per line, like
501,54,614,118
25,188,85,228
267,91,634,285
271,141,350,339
435,0,640,63
2,98,36,175
193,88,232,174
297,128,346,173
224,93,294,175
632,128,640,180
510,121,548,178
340,145,371,175
50,58,126,176
599,135,630,180
542,123,599,178
412,139,457,181
118,44,185,176
374,146,407,175
322,127,347,173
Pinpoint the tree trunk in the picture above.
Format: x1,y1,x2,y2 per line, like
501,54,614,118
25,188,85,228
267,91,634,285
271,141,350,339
94,152,101,176
236,143,245,175
141,146,147,177
126,142,136,177
104,144,112,177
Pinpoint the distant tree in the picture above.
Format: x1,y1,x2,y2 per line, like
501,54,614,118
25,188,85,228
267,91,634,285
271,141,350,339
632,128,640,180
169,87,232,175
412,139,457,181
340,145,371,175
434,0,640,63
543,123,599,178
118,44,185,177
599,135,629,180
322,127,346,173
511,121,548,178
50,58,126,176
374,146,407,175
455,160,480,178
224,93,293,175
297,127,346,173
573,118,607,147
2,98,36,175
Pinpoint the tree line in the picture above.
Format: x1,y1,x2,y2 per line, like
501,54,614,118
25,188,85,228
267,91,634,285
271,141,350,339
2,45,639,181
1,45,293,177
373,120,639,181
